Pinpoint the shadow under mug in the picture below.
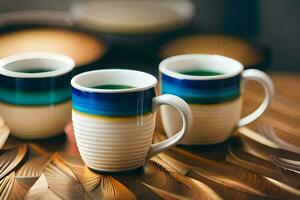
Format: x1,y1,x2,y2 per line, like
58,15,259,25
0,53,75,139
71,69,192,172
159,54,274,145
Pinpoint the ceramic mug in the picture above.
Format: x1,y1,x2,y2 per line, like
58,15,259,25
159,54,274,145
0,53,75,139
71,69,192,172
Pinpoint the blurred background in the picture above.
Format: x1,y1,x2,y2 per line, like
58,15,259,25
0,0,299,76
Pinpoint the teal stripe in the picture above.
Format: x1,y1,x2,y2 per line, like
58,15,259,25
0,87,71,105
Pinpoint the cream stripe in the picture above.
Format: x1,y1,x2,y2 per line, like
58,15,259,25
72,109,152,121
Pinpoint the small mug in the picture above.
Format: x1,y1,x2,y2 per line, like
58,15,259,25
71,69,192,172
0,53,75,139
159,54,274,145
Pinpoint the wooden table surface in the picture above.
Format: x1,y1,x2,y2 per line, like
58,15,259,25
0,72,299,200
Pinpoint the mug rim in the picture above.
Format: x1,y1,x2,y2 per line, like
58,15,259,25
159,54,244,80
0,52,75,78
71,69,157,93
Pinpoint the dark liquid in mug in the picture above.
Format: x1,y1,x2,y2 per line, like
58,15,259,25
92,84,135,90
17,68,54,73
178,69,223,76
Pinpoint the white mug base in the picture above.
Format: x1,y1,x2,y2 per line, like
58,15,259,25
0,101,71,139
73,111,156,171
161,97,243,145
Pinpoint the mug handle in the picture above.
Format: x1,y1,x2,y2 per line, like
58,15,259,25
236,69,274,128
147,94,192,158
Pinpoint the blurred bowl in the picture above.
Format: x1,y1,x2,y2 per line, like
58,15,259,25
71,0,195,48
158,33,270,70
0,10,109,74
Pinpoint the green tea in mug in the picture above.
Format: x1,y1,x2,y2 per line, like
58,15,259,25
91,84,135,90
178,69,223,76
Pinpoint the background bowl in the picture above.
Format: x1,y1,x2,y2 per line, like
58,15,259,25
0,10,109,75
157,33,270,71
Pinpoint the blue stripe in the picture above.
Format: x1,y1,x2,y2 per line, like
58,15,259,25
0,71,73,91
72,87,155,116
161,73,241,104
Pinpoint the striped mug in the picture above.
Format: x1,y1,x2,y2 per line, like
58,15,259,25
0,53,74,139
159,54,274,145
71,69,192,172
